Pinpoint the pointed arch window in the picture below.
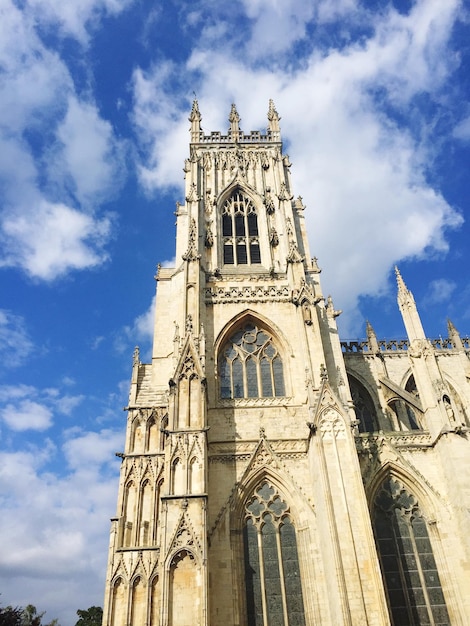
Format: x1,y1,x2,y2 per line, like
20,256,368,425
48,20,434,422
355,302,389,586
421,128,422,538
219,323,285,399
243,481,306,626
388,400,421,431
348,375,378,432
222,190,261,265
373,477,449,626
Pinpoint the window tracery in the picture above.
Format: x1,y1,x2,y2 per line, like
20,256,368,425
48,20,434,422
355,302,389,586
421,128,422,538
348,375,377,432
373,477,449,626
222,190,261,266
388,400,421,431
243,481,305,626
219,323,285,399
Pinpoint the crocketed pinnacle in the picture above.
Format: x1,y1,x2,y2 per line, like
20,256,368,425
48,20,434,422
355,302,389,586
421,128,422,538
395,266,408,295
189,99,201,122
229,103,240,124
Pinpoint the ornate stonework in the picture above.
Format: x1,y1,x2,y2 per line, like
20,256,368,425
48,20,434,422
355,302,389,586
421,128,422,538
103,102,470,626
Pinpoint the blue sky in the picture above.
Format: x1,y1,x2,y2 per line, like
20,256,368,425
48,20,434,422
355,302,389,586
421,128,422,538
1,0,469,623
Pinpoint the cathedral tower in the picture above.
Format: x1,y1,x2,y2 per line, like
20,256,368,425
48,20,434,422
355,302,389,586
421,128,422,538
103,102,470,626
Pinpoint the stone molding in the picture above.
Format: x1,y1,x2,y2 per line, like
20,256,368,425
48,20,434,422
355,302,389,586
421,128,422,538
356,431,432,451
204,284,291,304
217,395,293,408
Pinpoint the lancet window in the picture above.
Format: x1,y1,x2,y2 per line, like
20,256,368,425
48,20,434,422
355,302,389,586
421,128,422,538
222,190,261,266
348,375,377,432
373,477,449,626
243,481,305,626
219,323,285,399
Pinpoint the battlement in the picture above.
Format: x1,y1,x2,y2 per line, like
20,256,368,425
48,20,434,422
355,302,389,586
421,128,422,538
189,99,282,146
191,129,281,145
341,336,470,353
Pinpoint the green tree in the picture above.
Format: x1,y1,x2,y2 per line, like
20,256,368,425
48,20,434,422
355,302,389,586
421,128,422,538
75,607,102,626
21,605,58,626
0,606,23,626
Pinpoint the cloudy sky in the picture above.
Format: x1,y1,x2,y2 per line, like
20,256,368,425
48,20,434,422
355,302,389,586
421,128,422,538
1,0,469,623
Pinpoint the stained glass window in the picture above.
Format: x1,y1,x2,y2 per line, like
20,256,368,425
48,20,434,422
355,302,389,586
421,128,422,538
348,375,377,432
373,477,449,626
222,191,261,266
244,482,306,626
219,324,285,399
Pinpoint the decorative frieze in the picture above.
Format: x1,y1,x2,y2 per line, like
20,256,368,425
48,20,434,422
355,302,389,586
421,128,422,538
355,431,432,452
217,395,293,408
205,283,290,304
208,438,307,463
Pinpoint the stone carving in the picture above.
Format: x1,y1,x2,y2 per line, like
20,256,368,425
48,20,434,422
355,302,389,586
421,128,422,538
319,409,346,439
204,223,213,248
168,514,201,559
294,196,304,211
204,189,213,215
355,431,432,452
218,395,292,408
269,227,279,247
432,378,446,396
205,284,290,304
189,146,198,163
326,295,342,318
182,219,200,261
203,152,212,171
264,187,275,214
229,103,240,128
278,181,293,201
285,218,304,264
189,99,201,123
408,339,432,358
302,301,312,325
185,182,199,203
267,99,280,131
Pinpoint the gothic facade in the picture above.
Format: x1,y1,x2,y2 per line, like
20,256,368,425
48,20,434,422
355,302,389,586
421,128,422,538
102,102,470,626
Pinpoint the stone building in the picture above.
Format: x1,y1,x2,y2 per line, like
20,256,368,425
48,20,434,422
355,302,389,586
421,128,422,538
102,101,470,626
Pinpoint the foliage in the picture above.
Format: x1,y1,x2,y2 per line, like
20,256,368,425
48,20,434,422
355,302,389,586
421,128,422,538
75,607,102,626
0,606,23,626
0,604,58,626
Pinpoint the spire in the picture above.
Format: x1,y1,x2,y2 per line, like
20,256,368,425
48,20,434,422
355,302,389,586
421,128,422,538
447,318,463,351
267,99,280,135
395,266,414,306
366,320,380,354
229,103,240,139
189,99,202,142
395,266,426,341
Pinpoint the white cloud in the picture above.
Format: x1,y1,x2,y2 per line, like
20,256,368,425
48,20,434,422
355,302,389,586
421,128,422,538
0,201,113,280
132,0,464,334
63,428,124,469
132,296,156,342
0,3,69,133
240,0,317,57
55,394,85,415
25,0,135,44
0,310,34,368
0,384,85,431
115,296,155,356
0,0,124,281
51,97,126,208
0,427,123,624
423,278,457,306
453,115,470,141
0,400,53,432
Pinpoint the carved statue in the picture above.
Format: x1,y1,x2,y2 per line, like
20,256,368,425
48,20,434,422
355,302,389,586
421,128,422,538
302,301,312,325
